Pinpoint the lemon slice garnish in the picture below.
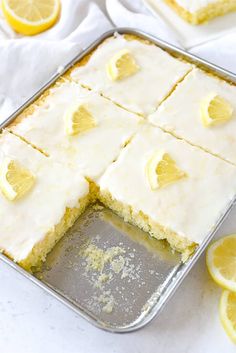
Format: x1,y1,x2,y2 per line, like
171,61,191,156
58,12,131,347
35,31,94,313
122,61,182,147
64,104,96,136
2,0,60,36
200,93,233,127
106,49,140,81
146,151,186,190
206,234,236,292
0,158,35,201
220,290,236,344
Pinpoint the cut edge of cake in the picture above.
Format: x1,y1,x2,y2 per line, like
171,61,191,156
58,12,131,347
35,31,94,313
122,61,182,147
98,189,197,262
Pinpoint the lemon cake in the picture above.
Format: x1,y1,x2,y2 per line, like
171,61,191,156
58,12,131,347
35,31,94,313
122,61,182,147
9,80,142,181
149,68,236,165
70,34,192,116
0,130,90,271
98,125,236,261
3,33,236,270
164,0,236,24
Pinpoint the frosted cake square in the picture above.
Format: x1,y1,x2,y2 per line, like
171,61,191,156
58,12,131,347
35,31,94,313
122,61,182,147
149,68,236,165
70,34,192,116
98,125,236,260
9,80,142,181
0,131,90,271
164,0,236,24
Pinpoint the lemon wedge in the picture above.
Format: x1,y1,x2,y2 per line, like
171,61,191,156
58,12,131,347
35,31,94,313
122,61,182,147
0,158,35,201
220,290,236,344
146,151,186,190
106,49,139,81
206,234,236,292
64,104,96,136
201,93,233,127
2,0,60,36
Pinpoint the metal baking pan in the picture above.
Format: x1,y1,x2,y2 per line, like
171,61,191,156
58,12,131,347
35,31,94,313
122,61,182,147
0,28,236,333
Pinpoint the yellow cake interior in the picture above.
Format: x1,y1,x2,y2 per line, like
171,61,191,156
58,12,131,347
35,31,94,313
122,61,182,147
18,194,91,271
98,190,197,262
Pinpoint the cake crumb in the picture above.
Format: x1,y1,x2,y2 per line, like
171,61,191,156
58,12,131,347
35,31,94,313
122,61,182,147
97,291,115,314
81,243,125,272
79,240,141,315
98,273,110,283
111,255,125,274
92,203,104,211
102,301,114,314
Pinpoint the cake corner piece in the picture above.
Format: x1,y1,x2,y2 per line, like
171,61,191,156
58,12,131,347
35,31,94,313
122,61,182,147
0,130,91,272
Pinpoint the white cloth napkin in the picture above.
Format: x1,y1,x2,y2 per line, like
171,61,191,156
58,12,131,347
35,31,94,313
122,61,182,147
191,32,236,74
1,0,235,123
106,0,180,46
0,0,112,121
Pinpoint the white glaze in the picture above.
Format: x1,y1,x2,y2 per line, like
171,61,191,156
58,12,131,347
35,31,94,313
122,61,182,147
70,34,192,116
0,131,89,262
11,81,142,181
149,68,236,165
98,125,236,243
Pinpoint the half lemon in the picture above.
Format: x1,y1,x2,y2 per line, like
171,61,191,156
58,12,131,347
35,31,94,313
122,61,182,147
206,234,236,292
220,290,236,344
2,0,60,36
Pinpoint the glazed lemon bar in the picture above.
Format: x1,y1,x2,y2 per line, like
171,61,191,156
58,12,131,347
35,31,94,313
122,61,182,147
0,130,90,271
9,80,142,181
98,125,236,261
70,34,192,116
164,0,236,24
149,68,236,165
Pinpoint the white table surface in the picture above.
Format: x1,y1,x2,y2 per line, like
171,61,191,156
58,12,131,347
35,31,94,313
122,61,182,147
1,206,236,352
1,0,236,350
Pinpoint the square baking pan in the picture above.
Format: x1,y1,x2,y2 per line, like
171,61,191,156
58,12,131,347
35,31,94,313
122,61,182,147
0,28,236,333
